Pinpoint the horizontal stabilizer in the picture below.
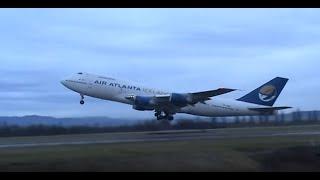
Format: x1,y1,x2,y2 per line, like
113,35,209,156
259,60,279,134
249,106,292,112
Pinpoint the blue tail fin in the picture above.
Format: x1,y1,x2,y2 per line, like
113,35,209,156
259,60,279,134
237,77,289,106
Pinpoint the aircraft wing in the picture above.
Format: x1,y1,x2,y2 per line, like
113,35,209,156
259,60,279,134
153,88,236,104
152,88,237,110
190,88,237,103
126,88,236,114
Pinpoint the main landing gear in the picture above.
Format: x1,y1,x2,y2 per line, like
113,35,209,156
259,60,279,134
80,94,84,105
154,111,174,121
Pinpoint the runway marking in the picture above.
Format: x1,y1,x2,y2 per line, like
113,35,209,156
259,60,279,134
148,130,207,135
272,132,320,136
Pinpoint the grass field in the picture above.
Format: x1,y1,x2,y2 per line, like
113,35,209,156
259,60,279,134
0,125,320,171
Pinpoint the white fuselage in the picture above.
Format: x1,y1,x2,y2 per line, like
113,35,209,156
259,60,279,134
61,73,272,117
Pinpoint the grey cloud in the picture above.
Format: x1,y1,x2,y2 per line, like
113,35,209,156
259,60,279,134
0,8,319,117
0,81,40,92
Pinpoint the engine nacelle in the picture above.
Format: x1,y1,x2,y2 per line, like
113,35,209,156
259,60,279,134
132,96,155,111
169,93,192,106
132,105,154,111
134,96,153,106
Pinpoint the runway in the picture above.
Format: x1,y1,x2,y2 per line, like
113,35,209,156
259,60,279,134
0,125,320,149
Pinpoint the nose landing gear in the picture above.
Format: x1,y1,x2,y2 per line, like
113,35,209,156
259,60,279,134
80,94,84,105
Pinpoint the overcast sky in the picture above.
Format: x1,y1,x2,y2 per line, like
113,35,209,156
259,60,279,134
0,8,319,118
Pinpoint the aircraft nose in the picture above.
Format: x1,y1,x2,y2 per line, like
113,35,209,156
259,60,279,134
60,79,67,87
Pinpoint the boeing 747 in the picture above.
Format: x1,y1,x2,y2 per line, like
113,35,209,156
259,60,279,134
61,72,291,121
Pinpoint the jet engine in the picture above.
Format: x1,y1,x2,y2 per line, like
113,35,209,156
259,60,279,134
132,105,154,111
131,96,155,111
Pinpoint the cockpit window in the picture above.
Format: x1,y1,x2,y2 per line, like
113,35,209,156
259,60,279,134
77,72,83,75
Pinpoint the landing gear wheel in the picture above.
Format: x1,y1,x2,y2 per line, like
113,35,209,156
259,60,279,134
80,94,85,105
155,111,162,120
155,111,174,121
167,116,174,121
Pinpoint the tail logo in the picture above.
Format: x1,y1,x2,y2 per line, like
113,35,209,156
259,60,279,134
259,85,277,102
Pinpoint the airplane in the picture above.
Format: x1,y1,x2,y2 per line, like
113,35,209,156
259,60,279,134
61,72,291,121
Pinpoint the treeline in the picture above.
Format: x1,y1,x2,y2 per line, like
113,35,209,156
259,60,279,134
0,121,225,137
0,114,320,137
